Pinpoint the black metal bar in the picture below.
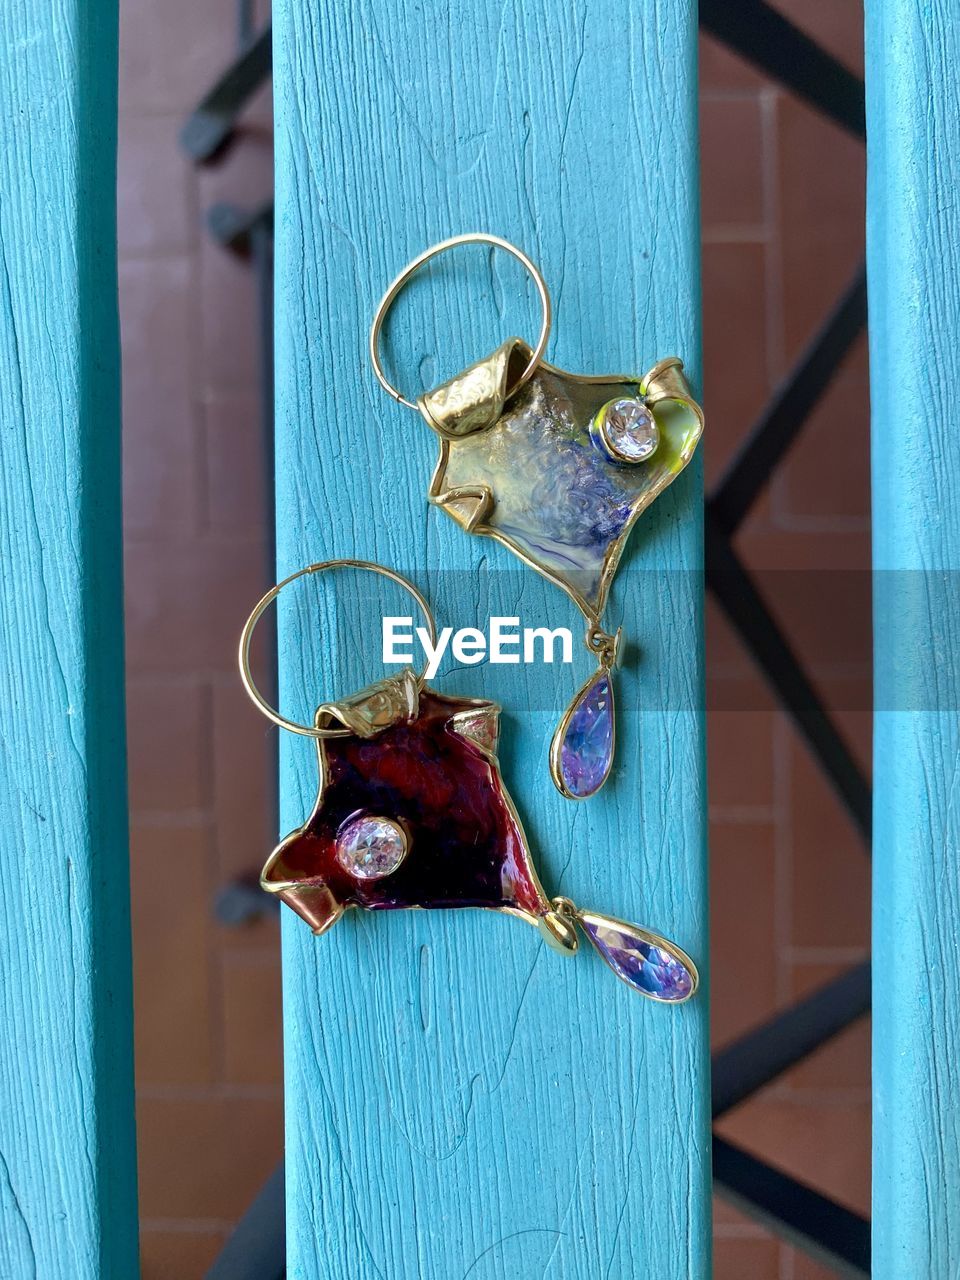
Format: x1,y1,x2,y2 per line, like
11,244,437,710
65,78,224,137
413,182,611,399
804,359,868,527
713,1138,870,1277
207,198,279,934
210,201,276,560
206,201,275,256
237,0,257,49
207,1139,873,1279
249,213,275,534
706,515,872,842
699,0,865,140
205,1161,285,1280
180,25,272,162
709,265,868,538
713,962,871,1118
214,877,279,926
205,201,275,581
207,1145,875,1280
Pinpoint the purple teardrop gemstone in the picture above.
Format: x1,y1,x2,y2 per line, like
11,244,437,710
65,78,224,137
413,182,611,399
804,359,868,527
579,913,696,1001
555,674,614,798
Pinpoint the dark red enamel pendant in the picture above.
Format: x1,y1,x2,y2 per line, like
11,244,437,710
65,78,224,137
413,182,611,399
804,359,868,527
259,667,697,1003
239,561,697,1002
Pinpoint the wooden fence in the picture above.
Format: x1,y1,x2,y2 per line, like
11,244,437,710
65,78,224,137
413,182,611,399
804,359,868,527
1,1,959,1276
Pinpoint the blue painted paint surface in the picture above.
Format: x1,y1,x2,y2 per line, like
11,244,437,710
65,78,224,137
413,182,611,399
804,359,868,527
0,2,138,1278
273,2,708,1275
867,1,960,1274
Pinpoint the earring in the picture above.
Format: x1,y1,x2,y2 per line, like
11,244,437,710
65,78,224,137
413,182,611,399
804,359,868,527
370,234,704,800
239,559,698,1003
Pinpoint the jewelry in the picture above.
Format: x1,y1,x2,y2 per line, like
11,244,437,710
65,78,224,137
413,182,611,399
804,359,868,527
371,234,704,800
239,559,698,1002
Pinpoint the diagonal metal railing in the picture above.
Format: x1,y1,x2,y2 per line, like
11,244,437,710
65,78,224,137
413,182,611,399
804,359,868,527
697,7,871,1272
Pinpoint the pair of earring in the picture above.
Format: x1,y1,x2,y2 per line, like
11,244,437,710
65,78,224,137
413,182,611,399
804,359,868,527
239,237,703,1003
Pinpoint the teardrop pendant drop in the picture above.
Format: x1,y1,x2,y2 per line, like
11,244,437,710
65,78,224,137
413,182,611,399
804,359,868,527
578,911,698,1002
550,670,615,799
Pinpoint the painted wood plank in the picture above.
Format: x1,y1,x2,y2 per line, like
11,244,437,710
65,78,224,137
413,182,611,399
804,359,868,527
272,3,708,1275
0,4,138,1278
866,1,960,1275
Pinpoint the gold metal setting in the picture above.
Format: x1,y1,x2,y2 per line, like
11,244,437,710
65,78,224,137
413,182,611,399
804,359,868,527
592,395,661,464
334,814,411,880
586,623,622,671
548,668,617,801
576,910,700,1004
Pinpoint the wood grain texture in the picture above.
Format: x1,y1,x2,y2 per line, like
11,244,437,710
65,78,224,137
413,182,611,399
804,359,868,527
272,2,708,1275
0,3,138,1277
867,1,960,1274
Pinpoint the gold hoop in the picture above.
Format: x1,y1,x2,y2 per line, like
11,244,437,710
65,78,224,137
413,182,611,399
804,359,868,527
369,233,552,411
238,559,438,738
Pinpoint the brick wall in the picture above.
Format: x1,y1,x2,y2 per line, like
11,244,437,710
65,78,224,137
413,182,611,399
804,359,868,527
702,6,870,1277
119,1,280,1274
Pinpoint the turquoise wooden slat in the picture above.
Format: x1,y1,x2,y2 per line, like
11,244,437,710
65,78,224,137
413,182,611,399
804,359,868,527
867,1,960,1275
0,4,138,1279
272,2,708,1275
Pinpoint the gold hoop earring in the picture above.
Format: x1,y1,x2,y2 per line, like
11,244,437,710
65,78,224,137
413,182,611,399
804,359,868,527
369,232,552,410
239,558,436,739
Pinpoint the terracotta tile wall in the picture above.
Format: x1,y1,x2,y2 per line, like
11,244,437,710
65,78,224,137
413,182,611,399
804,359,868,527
118,3,870,1275
118,1,280,1275
701,5,870,1277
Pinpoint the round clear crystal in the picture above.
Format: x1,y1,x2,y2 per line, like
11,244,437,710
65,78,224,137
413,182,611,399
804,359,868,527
598,397,659,462
336,814,408,880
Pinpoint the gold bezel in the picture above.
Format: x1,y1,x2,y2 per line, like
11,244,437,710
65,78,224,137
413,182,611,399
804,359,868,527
592,395,661,465
578,910,700,1004
548,669,616,801
333,813,411,880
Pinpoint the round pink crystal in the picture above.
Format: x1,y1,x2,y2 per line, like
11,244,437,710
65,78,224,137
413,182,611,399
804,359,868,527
335,814,408,880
